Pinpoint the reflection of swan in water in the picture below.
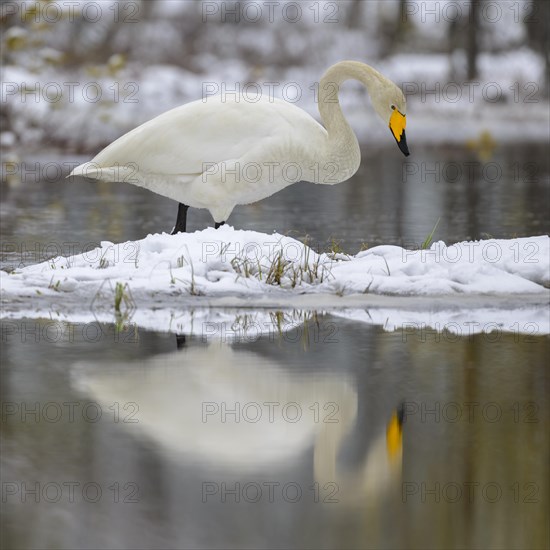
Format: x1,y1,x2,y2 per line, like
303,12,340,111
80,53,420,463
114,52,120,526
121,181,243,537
73,343,402,497
314,404,403,500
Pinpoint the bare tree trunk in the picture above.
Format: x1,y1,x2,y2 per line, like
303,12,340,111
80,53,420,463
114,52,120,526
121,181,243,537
448,19,459,80
347,0,363,29
526,0,550,97
466,0,479,80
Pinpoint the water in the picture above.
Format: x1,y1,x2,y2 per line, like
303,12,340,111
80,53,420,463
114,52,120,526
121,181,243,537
1,143,549,549
1,143,549,271
1,317,548,549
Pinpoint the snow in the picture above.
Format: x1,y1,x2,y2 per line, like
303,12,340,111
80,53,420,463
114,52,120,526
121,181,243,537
1,229,548,334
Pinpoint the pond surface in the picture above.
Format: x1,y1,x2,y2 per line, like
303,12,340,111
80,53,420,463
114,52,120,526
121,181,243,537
1,316,548,549
1,143,549,270
1,142,548,549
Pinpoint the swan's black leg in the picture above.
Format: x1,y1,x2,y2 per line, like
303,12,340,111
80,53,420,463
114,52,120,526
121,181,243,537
215,221,225,229
171,203,189,234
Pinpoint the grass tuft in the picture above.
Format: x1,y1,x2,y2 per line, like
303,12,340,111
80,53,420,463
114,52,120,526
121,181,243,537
421,218,441,250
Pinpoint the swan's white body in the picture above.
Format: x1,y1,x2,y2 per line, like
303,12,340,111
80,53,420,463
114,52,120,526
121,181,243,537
70,61,408,224
73,97,338,222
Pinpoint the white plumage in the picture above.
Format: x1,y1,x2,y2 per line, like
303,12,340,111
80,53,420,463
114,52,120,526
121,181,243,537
69,61,409,229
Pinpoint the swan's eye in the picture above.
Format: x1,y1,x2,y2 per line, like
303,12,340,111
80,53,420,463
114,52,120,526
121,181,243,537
391,104,396,110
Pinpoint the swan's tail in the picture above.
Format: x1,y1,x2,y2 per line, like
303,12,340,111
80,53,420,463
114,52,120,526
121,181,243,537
68,162,138,183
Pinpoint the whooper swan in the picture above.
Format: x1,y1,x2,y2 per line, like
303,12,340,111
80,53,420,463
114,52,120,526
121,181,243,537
69,61,409,233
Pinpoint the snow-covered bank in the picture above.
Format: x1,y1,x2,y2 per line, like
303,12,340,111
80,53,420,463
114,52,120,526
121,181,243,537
1,228,548,333
2,228,548,297
2,227,549,296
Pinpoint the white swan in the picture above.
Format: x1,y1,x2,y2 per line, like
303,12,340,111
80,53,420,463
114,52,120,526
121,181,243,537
69,60,409,233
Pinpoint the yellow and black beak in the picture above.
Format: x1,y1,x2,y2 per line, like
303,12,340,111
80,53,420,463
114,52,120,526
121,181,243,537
389,109,410,156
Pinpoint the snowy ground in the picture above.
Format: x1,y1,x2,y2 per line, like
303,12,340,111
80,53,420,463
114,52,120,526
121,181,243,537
1,228,548,335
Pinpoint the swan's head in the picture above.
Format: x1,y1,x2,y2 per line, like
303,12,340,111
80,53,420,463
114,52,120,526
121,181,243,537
321,61,410,156
371,79,409,157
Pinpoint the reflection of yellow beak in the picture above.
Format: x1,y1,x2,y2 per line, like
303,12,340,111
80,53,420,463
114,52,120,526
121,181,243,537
386,409,403,460
389,110,410,156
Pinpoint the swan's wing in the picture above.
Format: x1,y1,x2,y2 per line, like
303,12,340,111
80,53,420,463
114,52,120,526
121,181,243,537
71,97,327,179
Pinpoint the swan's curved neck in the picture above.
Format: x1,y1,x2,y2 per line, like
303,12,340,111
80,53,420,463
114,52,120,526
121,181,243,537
316,61,384,182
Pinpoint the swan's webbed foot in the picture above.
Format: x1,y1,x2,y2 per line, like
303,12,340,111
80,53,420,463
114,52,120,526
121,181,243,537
171,203,189,234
